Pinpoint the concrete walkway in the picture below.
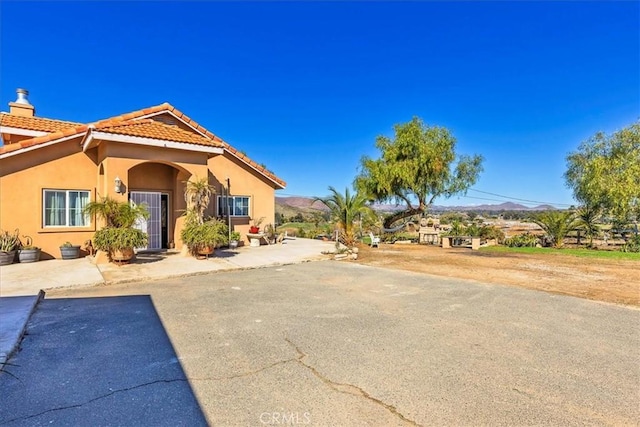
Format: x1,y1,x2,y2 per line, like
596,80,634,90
0,238,335,369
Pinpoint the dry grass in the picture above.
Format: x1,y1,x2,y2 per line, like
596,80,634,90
353,243,640,306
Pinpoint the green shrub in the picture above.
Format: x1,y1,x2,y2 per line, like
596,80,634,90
464,223,481,237
181,217,228,254
504,233,540,248
621,235,640,253
479,225,505,242
94,227,148,252
448,220,465,236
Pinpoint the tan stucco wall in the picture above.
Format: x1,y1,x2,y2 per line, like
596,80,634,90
0,139,211,257
97,142,209,250
0,139,98,259
208,153,277,240
0,136,278,257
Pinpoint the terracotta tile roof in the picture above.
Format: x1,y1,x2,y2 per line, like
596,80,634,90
0,112,81,132
91,103,285,187
0,103,286,188
96,119,223,147
0,124,91,154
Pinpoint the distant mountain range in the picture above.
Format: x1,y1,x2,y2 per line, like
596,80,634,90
276,196,329,211
431,202,557,212
276,197,557,212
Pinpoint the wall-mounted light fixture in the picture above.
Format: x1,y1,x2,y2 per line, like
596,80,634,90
114,176,124,194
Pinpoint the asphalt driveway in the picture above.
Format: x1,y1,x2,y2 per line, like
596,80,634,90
3,261,639,426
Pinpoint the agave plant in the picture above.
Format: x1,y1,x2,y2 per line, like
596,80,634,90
0,229,20,252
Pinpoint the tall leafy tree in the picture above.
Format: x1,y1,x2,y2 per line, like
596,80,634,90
315,186,373,243
355,117,483,229
565,121,640,222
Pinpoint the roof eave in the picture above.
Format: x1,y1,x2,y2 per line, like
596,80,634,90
0,134,84,159
86,131,224,155
0,126,49,138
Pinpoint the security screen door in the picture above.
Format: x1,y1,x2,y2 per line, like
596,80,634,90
130,191,162,250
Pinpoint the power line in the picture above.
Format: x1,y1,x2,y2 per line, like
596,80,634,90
468,188,574,208
456,195,538,205
278,190,573,208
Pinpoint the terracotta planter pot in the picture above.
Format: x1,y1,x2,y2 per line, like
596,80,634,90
196,245,214,259
0,250,16,266
111,247,134,264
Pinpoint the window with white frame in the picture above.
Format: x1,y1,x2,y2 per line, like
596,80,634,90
43,190,91,227
217,196,250,217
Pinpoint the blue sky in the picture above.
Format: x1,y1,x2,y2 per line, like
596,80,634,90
1,1,638,207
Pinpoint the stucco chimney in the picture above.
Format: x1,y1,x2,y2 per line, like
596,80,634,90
9,88,35,117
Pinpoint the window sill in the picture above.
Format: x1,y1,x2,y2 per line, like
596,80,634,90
39,227,95,233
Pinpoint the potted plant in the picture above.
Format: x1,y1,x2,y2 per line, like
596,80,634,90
18,235,41,263
249,217,264,234
0,229,20,266
229,231,241,249
181,176,229,258
181,215,228,259
93,227,148,262
60,241,81,259
83,197,149,264
263,224,277,244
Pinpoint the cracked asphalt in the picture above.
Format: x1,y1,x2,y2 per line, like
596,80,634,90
2,261,639,426
0,295,206,426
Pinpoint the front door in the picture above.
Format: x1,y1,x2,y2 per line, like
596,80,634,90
161,194,169,249
130,191,164,250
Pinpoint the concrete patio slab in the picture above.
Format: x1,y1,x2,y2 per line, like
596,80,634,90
0,258,104,297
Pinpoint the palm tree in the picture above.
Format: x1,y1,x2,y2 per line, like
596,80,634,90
315,186,373,245
83,196,149,228
184,176,214,224
532,210,579,248
576,205,601,248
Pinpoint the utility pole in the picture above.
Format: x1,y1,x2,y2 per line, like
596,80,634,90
226,177,231,243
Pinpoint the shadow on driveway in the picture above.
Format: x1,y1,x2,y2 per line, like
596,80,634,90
0,295,207,426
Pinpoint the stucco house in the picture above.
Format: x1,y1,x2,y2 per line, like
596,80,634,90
0,89,285,259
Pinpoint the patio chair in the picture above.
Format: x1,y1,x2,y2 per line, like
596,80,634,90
369,232,381,248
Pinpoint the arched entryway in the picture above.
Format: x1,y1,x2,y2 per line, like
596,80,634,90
128,162,191,250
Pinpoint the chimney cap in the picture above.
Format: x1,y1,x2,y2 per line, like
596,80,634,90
14,88,31,105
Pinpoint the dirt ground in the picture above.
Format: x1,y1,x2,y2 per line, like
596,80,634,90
353,243,640,306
